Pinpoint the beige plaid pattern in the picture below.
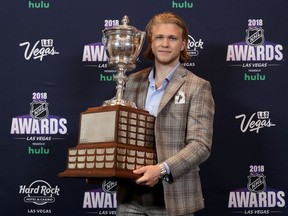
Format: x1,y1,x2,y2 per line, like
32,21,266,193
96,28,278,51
122,65,215,215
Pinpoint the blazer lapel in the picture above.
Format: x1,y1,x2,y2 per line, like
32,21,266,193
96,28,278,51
157,66,187,115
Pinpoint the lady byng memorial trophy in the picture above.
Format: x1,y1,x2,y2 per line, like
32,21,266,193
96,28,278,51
59,16,157,180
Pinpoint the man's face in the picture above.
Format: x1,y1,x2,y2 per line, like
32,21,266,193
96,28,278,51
151,23,185,66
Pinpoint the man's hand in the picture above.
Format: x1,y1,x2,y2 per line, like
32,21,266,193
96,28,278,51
133,165,161,187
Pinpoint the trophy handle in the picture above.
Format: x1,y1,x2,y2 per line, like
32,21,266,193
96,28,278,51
101,32,107,46
132,31,146,61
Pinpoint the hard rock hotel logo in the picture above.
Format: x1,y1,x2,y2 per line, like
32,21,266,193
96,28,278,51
183,35,204,67
19,179,60,214
10,92,68,155
228,165,286,215
226,19,284,81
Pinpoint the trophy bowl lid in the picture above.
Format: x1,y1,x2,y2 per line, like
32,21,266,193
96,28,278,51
102,15,140,35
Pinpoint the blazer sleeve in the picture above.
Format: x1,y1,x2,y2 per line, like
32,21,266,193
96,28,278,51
165,75,215,180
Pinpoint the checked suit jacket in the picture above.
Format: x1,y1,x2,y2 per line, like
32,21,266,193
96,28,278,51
120,65,215,215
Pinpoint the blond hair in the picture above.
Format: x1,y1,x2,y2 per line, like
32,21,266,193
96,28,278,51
144,12,191,63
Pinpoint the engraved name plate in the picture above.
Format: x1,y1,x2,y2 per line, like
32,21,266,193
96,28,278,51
79,111,116,143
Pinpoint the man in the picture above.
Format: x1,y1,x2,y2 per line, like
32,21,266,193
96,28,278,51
116,12,215,216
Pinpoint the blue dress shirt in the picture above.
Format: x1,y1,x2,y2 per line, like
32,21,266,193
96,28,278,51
145,62,180,117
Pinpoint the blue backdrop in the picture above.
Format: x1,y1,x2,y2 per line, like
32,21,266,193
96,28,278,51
1,0,287,215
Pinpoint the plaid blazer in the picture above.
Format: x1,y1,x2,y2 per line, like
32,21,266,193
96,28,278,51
122,65,215,215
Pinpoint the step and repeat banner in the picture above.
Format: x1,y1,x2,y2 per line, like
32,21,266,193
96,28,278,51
1,0,287,215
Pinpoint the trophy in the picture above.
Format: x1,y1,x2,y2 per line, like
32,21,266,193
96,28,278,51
102,15,144,108
59,16,157,179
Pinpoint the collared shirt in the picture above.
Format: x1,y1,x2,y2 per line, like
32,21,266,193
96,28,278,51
145,62,180,117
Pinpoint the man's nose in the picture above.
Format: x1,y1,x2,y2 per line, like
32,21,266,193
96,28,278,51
161,38,169,47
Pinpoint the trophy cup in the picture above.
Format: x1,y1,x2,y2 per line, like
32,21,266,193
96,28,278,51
59,16,157,179
102,15,144,108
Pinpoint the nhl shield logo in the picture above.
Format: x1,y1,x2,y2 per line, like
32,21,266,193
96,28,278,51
247,173,266,193
245,27,265,46
30,100,49,120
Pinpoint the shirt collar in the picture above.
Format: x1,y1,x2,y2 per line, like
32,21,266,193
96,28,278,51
148,62,181,87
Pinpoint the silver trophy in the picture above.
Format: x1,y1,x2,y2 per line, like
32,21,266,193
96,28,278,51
59,15,157,180
102,15,145,108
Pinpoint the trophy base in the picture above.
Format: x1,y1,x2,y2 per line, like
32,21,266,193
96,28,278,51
103,98,137,108
59,105,156,179
58,143,155,179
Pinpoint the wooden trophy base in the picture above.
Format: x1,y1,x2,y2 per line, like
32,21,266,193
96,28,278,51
59,105,156,179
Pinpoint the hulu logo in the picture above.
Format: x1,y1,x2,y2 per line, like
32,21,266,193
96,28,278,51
100,74,115,82
28,146,50,155
244,73,266,81
172,0,193,8
28,0,50,9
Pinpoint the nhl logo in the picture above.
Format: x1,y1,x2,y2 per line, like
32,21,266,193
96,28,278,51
102,180,117,193
245,27,265,46
30,100,49,120
247,173,266,193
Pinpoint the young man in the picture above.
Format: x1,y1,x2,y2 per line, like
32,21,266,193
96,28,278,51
116,12,215,216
